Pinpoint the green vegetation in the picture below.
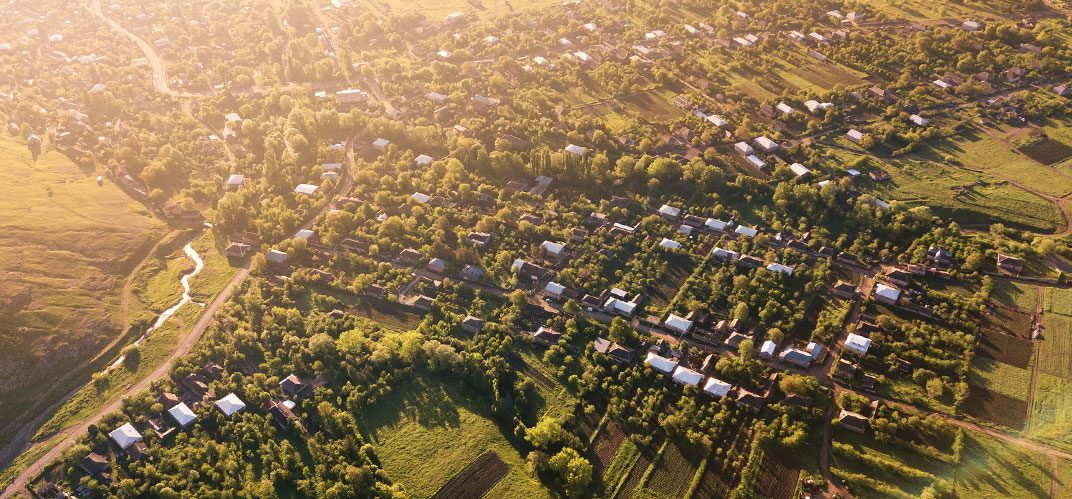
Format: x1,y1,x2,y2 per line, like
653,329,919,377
967,357,1032,401
919,130,1072,199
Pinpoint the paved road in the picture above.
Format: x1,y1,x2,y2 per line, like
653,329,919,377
1,263,250,498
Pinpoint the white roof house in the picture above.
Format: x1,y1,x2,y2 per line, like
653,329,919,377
776,103,796,115
846,168,862,177
224,112,241,123
672,366,704,386
428,92,448,103
766,263,795,275
712,247,741,260
658,204,681,219
910,114,929,126
665,314,693,333
294,183,318,195
846,129,864,143
735,142,754,155
484,35,499,44
168,402,197,428
804,100,833,113
678,225,694,235
933,79,951,89
411,192,431,203
746,155,766,169
573,51,593,63
706,218,729,231
583,22,598,32
789,163,811,178
754,136,779,151
963,20,980,31
226,174,244,187
415,154,434,167
759,340,777,358
703,378,732,397
321,171,339,181
845,333,872,355
109,423,143,450
436,49,453,59
372,137,391,149
533,56,549,66
645,351,678,374
875,283,902,304
659,238,681,249
735,225,758,238
605,297,637,316
541,240,566,257
544,281,565,297
564,143,586,155
294,229,314,240
733,37,753,47
216,393,247,417
705,115,728,127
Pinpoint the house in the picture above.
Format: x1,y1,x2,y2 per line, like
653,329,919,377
886,269,912,287
1056,85,1072,97
398,249,422,266
874,283,901,306
294,183,319,195
845,333,873,355
784,394,813,407
833,280,856,299
335,88,369,107
775,103,795,115
80,453,111,482
672,366,704,386
736,389,765,413
868,86,891,100
738,255,764,269
725,332,750,349
909,114,929,126
266,398,298,429
779,348,812,367
564,143,587,155
928,246,954,266
846,129,864,143
835,359,858,380
513,259,551,281
664,314,693,334
711,247,740,262
754,136,780,152
280,374,312,398
1020,43,1042,54
838,409,869,433
167,402,197,429
215,393,246,418
461,265,485,282
412,295,435,311
706,218,729,232
734,142,754,155
703,378,732,397
759,340,777,359
531,326,563,345
1001,67,1025,82
806,342,827,363
224,242,252,258
461,315,485,333
466,231,494,245
541,240,567,260
789,163,811,178
746,155,767,169
962,20,980,31
644,351,678,374
156,392,180,410
994,253,1024,274
593,337,637,363
570,227,588,242
658,204,681,220
861,374,878,392
426,258,448,274
658,238,681,250
109,423,143,451
372,138,390,150
587,212,608,226
735,225,758,238
415,154,435,167
766,263,794,276
604,296,638,316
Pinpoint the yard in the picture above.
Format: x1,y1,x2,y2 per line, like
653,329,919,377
357,377,547,499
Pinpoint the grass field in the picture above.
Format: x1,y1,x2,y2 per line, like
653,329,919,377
0,137,166,449
1039,314,1072,378
1028,373,1072,451
868,0,1029,21
1045,287,1072,316
968,357,1033,401
919,129,1072,199
1056,458,1072,499
832,427,951,498
993,280,1041,312
953,430,1051,498
860,159,1061,233
357,377,547,499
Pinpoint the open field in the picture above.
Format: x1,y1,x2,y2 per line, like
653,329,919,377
919,129,1072,199
1057,458,1072,499
983,306,1034,339
967,357,1033,400
1028,373,1072,451
357,377,547,499
0,136,166,449
1039,313,1072,378
831,427,950,498
867,0,1022,21
640,441,702,499
964,357,1031,429
431,451,510,499
993,280,1041,312
963,385,1030,431
952,430,1051,498
861,159,1061,233
1045,287,1072,316
976,328,1033,368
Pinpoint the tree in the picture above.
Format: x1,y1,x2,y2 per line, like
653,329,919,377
563,299,581,316
549,447,592,498
608,317,639,346
738,339,754,362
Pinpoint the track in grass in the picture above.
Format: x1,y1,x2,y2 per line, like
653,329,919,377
431,450,509,499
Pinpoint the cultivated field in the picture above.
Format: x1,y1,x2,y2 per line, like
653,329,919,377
993,280,1040,312
1039,313,1072,378
952,431,1051,498
431,451,510,499
0,137,165,448
967,357,1032,401
640,441,703,499
588,421,626,482
358,377,547,499
1028,373,1072,450
756,451,800,499
975,329,1033,368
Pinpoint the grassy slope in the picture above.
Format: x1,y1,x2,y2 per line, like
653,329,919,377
0,137,165,446
358,377,548,499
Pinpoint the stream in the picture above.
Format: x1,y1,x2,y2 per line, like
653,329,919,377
108,239,205,370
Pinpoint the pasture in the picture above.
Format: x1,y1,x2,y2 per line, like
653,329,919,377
0,136,165,448
357,377,547,499
860,159,1061,233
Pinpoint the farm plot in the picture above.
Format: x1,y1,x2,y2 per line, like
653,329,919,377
919,129,1072,198
618,90,680,122
983,306,1035,339
953,430,1051,498
965,357,1031,430
967,357,1032,400
432,451,510,499
975,329,1033,368
615,443,657,499
1056,458,1072,499
588,422,627,482
1018,138,1072,165
1039,314,1072,378
756,451,800,499
640,441,703,499
831,428,950,498
962,385,1030,431
694,458,731,499
859,159,1061,233
1027,373,1072,451
993,280,1040,312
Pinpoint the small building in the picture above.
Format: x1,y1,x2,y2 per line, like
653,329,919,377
426,257,448,274
807,342,827,363
109,423,143,451
461,315,485,333
531,326,563,345
735,225,758,238
671,366,704,386
725,332,750,349
846,129,864,143
658,238,681,250
167,402,197,429
835,359,858,380
874,283,901,306
225,174,244,191
844,333,872,355
736,389,765,414
644,351,678,374
564,143,587,156
759,340,777,359
839,409,869,433
265,249,288,265
997,254,1024,274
